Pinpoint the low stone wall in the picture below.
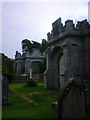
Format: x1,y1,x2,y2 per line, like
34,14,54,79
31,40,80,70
14,75,28,82
14,74,44,82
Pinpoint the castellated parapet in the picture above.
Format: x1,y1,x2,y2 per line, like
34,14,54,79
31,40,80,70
47,18,90,42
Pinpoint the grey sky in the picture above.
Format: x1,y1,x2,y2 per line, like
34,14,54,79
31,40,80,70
1,1,88,59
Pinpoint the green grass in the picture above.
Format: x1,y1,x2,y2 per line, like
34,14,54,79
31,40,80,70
2,81,59,118
2,81,90,119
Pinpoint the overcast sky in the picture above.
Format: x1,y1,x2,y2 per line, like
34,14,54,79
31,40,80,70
1,0,89,59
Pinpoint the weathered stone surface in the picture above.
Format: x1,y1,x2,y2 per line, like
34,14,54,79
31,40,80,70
44,18,90,89
14,48,45,81
58,78,87,119
44,18,89,118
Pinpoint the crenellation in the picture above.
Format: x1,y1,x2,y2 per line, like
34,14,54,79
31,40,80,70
65,19,74,27
76,19,90,35
52,18,62,37
76,21,82,30
52,17,62,29
64,20,76,32
48,18,90,43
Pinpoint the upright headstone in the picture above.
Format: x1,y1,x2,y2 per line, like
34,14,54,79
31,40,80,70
2,75,11,105
58,78,87,119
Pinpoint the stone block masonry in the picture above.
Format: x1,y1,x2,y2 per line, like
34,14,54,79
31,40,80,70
45,17,90,89
14,48,45,82
44,17,89,119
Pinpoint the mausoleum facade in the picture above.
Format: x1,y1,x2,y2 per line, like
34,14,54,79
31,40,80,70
14,49,45,80
44,18,90,89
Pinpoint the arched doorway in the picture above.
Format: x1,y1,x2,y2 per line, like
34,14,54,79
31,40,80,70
31,61,41,73
30,61,44,81
51,46,64,88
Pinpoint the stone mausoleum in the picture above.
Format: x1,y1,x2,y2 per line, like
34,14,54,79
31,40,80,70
14,48,45,81
44,18,90,89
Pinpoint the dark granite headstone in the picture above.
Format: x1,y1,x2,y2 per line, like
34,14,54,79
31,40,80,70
58,78,87,119
2,75,11,105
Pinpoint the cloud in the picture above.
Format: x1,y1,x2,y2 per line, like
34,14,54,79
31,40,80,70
2,2,88,58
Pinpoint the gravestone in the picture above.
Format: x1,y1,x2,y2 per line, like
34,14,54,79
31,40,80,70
58,78,87,119
2,75,11,105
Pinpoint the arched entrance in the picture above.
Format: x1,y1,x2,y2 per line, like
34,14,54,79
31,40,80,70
51,46,64,88
31,61,41,73
30,61,45,80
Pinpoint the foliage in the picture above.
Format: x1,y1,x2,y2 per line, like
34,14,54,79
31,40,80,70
40,39,48,53
21,39,33,53
21,39,48,54
2,53,14,82
2,53,14,74
32,40,41,49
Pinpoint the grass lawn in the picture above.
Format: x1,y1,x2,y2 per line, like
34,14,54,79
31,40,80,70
2,81,59,119
2,80,90,119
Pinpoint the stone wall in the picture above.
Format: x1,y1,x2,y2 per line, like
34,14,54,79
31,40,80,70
45,18,90,89
14,49,45,81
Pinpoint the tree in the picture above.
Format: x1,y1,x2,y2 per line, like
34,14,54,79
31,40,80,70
2,53,14,82
32,41,41,49
21,39,48,54
40,39,48,53
22,39,33,53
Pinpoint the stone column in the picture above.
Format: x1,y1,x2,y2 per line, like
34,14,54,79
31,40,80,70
62,40,71,84
45,48,55,89
70,39,83,85
62,39,82,84
71,43,81,83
